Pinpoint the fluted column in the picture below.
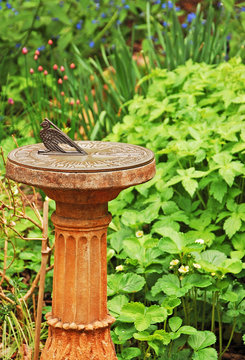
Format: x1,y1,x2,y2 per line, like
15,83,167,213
41,202,117,360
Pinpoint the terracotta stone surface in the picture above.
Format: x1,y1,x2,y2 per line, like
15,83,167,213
6,141,155,359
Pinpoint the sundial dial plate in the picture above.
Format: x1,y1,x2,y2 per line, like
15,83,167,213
8,141,154,173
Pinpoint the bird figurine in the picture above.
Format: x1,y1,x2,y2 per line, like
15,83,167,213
38,118,87,155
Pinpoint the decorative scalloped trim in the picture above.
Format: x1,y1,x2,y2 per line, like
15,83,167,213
45,312,115,331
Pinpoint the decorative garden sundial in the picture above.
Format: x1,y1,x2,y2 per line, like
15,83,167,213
6,119,155,359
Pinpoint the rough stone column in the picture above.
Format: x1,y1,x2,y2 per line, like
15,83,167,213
41,202,117,360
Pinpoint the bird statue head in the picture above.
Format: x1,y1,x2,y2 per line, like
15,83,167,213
40,119,50,129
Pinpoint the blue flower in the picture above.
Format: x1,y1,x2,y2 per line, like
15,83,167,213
162,3,166,9
124,4,129,9
181,23,187,28
92,19,98,24
226,34,231,40
175,6,180,11
187,12,196,23
15,11,19,15
162,21,168,27
15,43,21,48
76,23,82,29
0,6,2,9
36,15,40,20
241,7,245,12
117,19,121,25
6,3,11,9
59,1,64,6
89,41,95,48
38,45,45,51
121,0,125,3
52,17,59,21
154,0,161,4
167,1,173,8
101,12,106,18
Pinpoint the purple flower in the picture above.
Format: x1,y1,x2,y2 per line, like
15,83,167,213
187,12,196,23
89,41,95,48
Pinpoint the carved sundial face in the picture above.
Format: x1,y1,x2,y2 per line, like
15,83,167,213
8,141,154,173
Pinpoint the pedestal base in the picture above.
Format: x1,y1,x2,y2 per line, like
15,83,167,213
41,325,117,360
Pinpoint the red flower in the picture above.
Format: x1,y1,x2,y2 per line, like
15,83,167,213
70,100,74,105
63,75,68,80
30,68,34,74
22,47,28,55
61,91,65,96
70,63,76,69
8,98,14,105
53,64,58,70
48,39,53,45
34,55,38,61
35,50,40,55
38,66,43,72
76,99,80,105
60,65,65,72
43,70,48,76
58,78,63,84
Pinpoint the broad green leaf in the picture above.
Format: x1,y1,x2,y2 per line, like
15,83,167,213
188,331,216,351
121,347,141,359
107,295,129,317
151,274,190,297
169,316,182,332
107,273,145,296
114,323,136,342
192,348,218,360
182,177,198,197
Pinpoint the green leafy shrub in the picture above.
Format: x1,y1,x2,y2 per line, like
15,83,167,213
105,58,245,358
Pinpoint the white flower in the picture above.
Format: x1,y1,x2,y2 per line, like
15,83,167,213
170,259,180,266
45,196,50,202
195,238,205,244
169,265,173,269
136,230,144,238
178,265,189,274
116,265,124,272
193,263,201,269
10,221,16,227
13,187,18,195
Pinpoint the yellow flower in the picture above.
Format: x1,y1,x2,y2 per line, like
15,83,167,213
170,259,180,266
136,230,144,238
116,265,124,272
178,265,189,274
211,272,216,276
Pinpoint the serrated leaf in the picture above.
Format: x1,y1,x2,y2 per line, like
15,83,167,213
192,348,218,360
210,179,227,203
182,177,198,197
169,316,182,332
188,331,216,351
224,214,242,238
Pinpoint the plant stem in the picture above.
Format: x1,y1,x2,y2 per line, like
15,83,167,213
216,296,222,355
218,319,237,360
211,292,217,333
201,291,206,330
182,297,188,324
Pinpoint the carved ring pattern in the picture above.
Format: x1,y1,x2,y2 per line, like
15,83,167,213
45,312,116,331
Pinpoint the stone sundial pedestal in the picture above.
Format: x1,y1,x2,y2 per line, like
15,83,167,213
6,141,155,359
